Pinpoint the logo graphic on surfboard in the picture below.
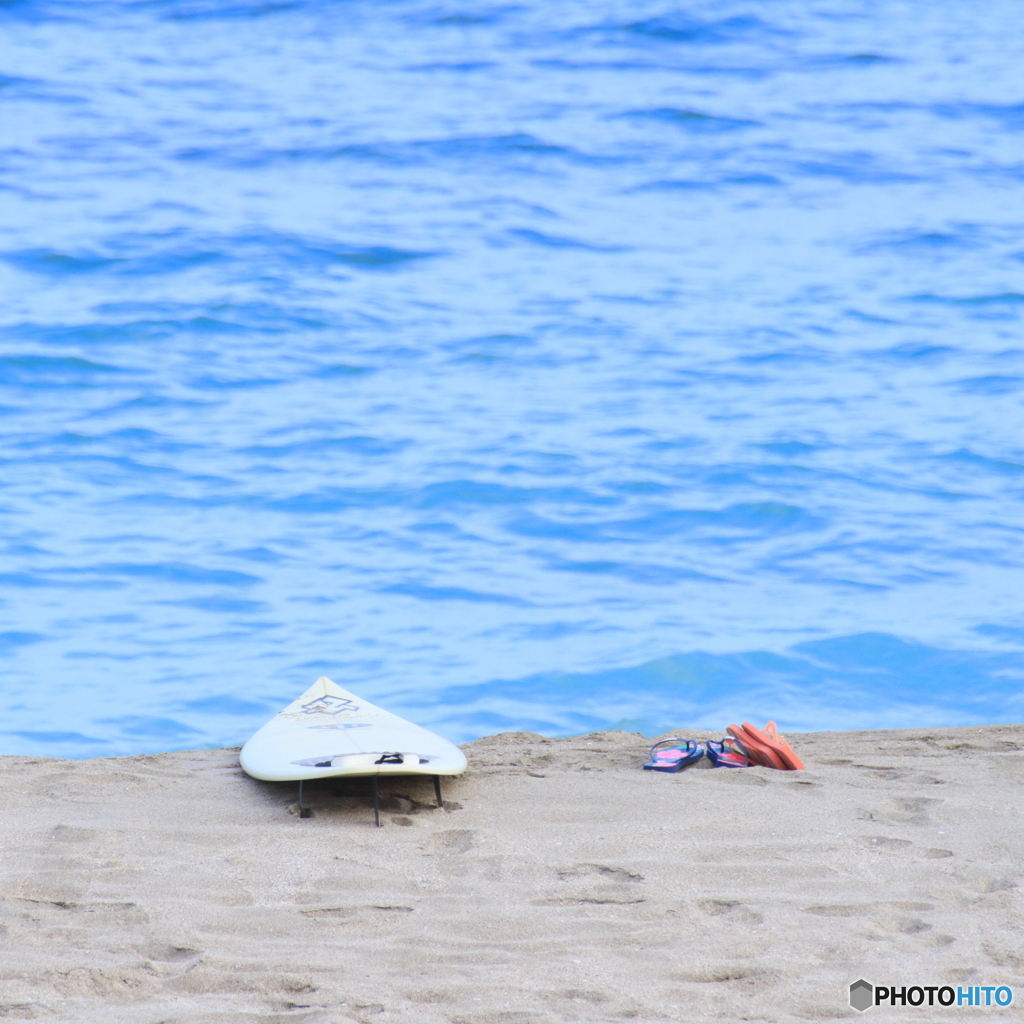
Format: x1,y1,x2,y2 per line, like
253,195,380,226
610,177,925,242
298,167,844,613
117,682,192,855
297,695,359,715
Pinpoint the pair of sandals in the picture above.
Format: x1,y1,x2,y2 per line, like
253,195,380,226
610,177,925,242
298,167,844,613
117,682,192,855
642,721,804,773
727,721,804,771
642,737,748,772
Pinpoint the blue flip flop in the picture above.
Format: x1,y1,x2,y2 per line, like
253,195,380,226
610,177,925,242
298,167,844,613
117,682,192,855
643,738,704,773
706,738,749,768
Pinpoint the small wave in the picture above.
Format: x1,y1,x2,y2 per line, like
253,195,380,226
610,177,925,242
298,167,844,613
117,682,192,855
416,632,1024,740
617,107,758,131
264,480,604,513
789,154,917,183
807,53,900,67
178,694,268,713
932,102,1024,128
863,343,957,362
429,13,495,27
2,235,433,277
531,58,767,78
160,0,301,22
59,563,262,586
546,559,727,585
0,573,125,590
314,364,373,378
630,173,781,192
756,442,820,458
226,546,285,563
0,630,44,650
975,625,1024,644
415,481,602,508
908,292,1024,306
7,317,247,346
936,450,1024,475
159,596,268,613
953,375,1024,395
0,355,126,387
1,247,222,276
4,731,107,746
510,502,820,543
856,230,981,256
505,228,623,251
188,375,283,390
381,584,529,606
614,14,782,46
241,436,406,457
98,715,203,738
407,62,496,73
175,133,603,169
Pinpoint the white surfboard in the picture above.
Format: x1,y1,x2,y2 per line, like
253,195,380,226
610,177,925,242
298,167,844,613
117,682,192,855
239,676,468,783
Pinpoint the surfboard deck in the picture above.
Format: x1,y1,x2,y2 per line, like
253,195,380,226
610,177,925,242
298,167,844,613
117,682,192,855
239,676,468,783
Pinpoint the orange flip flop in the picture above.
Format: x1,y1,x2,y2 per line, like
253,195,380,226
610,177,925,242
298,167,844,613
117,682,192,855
726,724,787,770
743,721,804,771
765,721,806,770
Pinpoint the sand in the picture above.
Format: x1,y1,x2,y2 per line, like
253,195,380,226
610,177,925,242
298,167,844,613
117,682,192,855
1,724,1022,1023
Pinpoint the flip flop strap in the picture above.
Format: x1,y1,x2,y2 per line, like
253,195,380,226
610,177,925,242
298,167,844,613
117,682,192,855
647,738,690,760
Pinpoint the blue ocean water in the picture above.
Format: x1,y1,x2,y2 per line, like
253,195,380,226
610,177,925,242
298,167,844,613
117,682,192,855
2,0,1024,757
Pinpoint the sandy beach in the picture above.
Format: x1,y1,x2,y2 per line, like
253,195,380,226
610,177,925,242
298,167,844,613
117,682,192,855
1,724,1022,1023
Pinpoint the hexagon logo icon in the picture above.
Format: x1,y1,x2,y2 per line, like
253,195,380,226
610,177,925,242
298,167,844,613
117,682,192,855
850,979,873,1012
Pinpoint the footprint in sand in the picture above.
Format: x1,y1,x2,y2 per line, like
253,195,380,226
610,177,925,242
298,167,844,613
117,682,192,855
432,829,476,855
671,966,782,993
555,863,643,883
138,943,203,962
537,862,647,906
859,835,912,851
859,795,942,825
696,898,763,925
